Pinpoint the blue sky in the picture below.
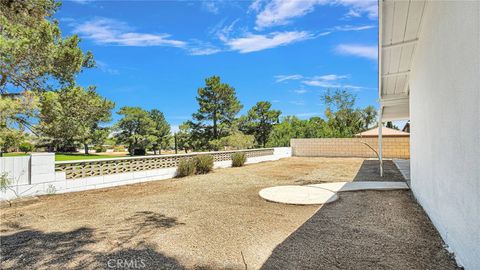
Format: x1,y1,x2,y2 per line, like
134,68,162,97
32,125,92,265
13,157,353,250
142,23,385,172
57,0,378,130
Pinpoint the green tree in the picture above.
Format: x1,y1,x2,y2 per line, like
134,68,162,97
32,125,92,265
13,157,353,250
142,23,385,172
361,106,377,130
267,116,307,147
115,107,154,155
0,92,37,155
0,0,94,94
37,86,114,153
211,131,255,150
240,101,281,147
149,109,171,155
176,122,195,153
321,89,373,137
386,121,399,130
192,76,242,147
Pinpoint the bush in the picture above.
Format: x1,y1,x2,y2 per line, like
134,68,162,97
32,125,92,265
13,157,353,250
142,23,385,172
19,142,34,153
94,145,107,153
133,148,146,156
194,154,214,174
176,158,196,177
113,145,125,152
231,152,247,167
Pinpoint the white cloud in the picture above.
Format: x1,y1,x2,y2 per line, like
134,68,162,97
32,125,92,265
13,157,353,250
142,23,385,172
248,0,265,13
335,44,377,60
96,60,119,75
209,19,240,42
331,25,375,32
255,0,323,29
302,80,364,90
293,89,308,94
253,0,377,29
274,74,303,82
73,18,186,47
336,0,378,19
201,1,220,14
189,47,222,56
225,31,313,53
313,74,349,81
273,73,366,90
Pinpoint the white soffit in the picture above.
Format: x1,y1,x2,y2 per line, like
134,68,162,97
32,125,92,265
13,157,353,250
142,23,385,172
380,0,427,120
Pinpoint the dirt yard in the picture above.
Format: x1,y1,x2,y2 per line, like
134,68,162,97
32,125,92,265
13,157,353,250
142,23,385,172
0,158,458,269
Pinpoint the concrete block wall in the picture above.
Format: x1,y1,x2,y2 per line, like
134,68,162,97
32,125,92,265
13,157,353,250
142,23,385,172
291,137,409,159
0,148,292,201
0,156,30,185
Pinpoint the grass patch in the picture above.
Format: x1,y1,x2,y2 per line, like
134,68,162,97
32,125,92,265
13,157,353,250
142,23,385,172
55,153,124,161
2,153,29,157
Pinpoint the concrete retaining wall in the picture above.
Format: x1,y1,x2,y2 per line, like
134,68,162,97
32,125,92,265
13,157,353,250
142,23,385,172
0,147,292,201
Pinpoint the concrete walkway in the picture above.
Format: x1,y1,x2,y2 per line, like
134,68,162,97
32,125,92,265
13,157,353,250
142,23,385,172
393,159,410,182
259,181,409,205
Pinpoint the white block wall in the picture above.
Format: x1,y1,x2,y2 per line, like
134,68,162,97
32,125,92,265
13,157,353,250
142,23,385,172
409,2,479,269
0,148,292,201
0,156,30,185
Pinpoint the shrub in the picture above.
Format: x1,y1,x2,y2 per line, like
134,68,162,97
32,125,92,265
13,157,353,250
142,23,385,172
94,145,107,153
231,152,247,167
113,145,125,152
133,148,146,156
19,142,34,153
176,158,196,177
194,154,214,174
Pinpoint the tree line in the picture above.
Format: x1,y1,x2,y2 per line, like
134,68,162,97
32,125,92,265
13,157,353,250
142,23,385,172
0,0,378,156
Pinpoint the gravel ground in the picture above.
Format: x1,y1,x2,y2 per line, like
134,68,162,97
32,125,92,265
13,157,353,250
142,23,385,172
0,157,458,269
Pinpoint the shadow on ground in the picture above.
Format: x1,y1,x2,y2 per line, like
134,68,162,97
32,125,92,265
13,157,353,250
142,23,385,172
260,190,459,270
353,160,405,182
0,212,193,270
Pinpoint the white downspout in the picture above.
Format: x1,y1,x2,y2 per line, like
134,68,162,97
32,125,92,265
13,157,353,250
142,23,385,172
378,0,384,177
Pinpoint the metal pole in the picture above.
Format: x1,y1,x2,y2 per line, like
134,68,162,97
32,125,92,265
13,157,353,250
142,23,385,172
378,110,384,177
174,133,178,154
378,0,384,177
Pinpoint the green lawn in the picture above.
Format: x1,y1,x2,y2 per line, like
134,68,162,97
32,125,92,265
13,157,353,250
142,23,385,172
2,152,125,161
2,153,29,157
55,153,124,161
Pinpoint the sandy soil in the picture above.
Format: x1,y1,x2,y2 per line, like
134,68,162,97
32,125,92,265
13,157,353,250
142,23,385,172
0,157,458,269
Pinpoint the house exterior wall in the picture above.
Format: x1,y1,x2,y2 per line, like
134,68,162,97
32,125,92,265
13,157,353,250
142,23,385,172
409,1,480,269
291,137,409,159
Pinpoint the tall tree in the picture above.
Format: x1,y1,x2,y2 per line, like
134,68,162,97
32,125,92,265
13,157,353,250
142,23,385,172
0,0,94,94
192,76,242,147
267,116,308,147
321,89,367,137
240,101,281,147
176,122,195,153
37,86,114,153
115,107,154,155
361,106,377,130
149,109,171,155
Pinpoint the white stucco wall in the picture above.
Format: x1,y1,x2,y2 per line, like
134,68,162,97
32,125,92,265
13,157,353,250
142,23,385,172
409,2,479,269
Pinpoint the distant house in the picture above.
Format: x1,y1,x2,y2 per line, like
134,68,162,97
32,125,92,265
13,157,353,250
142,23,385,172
355,127,409,138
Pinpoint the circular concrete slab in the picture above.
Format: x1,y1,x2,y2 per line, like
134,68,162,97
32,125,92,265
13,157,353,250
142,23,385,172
259,185,338,205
